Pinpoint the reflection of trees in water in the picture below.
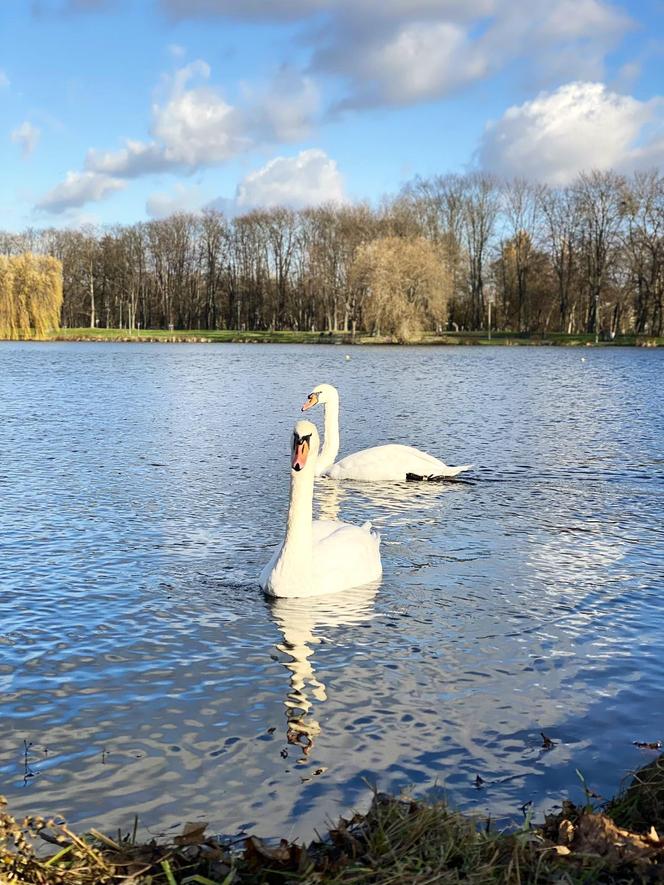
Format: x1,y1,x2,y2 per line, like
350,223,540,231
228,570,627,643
270,585,379,761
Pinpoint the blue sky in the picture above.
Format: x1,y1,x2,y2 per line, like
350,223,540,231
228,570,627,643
0,0,662,229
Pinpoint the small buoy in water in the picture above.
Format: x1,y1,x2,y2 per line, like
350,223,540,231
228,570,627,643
345,354,351,361
581,357,586,363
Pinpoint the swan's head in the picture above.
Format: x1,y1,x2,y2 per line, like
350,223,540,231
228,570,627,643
301,383,338,412
291,419,320,473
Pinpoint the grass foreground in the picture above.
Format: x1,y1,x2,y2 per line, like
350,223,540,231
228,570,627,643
1,754,663,884
47,328,664,347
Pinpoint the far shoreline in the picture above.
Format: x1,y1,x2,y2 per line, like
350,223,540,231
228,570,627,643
8,328,663,347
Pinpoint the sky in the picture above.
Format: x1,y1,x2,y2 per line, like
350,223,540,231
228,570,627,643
0,0,662,230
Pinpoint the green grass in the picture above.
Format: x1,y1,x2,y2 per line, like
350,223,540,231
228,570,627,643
3,756,664,884
608,753,664,833
48,328,664,347
53,327,329,344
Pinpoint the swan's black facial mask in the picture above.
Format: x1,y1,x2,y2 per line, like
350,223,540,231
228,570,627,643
291,433,312,471
301,392,319,412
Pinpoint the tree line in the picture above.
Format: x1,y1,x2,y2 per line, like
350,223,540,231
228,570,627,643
1,168,662,339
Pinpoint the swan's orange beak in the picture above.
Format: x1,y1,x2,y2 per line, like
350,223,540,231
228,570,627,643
291,436,310,472
301,392,318,412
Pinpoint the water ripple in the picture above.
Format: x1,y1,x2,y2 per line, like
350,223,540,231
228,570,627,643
0,342,662,838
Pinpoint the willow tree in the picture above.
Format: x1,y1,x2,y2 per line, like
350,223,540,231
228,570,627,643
352,236,451,341
0,253,63,339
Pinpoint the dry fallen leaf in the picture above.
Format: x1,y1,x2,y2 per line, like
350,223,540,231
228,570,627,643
175,821,208,846
558,819,575,844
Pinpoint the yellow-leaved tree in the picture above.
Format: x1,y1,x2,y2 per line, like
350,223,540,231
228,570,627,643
0,254,63,339
351,236,451,342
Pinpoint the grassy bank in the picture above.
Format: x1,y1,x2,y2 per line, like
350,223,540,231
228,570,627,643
46,328,663,347
2,754,663,883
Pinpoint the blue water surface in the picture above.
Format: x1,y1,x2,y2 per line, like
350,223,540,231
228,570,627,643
0,342,662,840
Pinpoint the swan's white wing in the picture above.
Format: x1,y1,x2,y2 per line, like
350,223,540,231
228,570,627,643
327,444,472,482
311,519,382,595
260,520,381,597
259,543,282,589
311,519,344,544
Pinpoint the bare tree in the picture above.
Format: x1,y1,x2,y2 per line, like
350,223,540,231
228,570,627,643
619,171,664,335
540,186,580,333
502,178,544,331
573,171,624,338
460,173,499,329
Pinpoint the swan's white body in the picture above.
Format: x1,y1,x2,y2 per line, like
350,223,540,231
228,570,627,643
327,443,469,481
302,384,472,482
260,420,382,598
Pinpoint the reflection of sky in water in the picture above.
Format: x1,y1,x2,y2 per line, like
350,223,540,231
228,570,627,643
0,342,662,839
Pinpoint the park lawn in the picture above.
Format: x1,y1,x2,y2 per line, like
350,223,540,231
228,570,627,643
49,328,664,347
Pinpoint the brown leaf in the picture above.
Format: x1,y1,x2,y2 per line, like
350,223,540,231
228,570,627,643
174,821,208,846
573,813,660,863
244,835,304,869
558,819,575,845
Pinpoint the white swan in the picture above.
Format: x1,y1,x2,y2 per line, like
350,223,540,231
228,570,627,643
260,419,382,598
301,383,472,482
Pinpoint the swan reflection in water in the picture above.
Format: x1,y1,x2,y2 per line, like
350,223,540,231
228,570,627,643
269,584,379,760
316,474,463,526
268,476,456,759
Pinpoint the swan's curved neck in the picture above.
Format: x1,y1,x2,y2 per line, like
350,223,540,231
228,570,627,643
317,394,340,475
278,467,314,575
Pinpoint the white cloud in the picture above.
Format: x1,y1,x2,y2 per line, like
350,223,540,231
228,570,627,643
151,73,247,166
0,69,9,88
235,149,345,210
160,0,326,20
11,121,41,158
86,140,173,177
333,21,487,106
146,182,204,218
157,0,633,109
478,82,664,184
84,60,311,183
37,57,322,213
86,60,246,176
159,0,487,23
167,43,186,58
243,67,319,142
538,0,628,41
36,170,125,213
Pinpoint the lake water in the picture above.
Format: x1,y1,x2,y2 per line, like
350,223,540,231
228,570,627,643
0,342,662,842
